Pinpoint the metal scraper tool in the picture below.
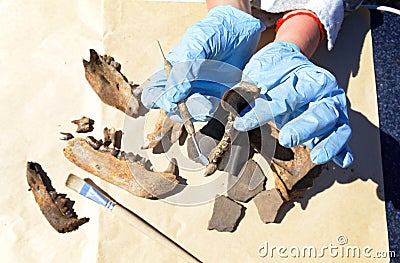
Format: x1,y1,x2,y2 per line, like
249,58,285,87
157,41,209,166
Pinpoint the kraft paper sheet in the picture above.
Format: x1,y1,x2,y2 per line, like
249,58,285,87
0,1,389,262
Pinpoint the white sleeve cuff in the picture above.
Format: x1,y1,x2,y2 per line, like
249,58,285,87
305,0,344,50
258,0,344,50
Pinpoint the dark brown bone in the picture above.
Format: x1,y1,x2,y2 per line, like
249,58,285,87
71,116,94,133
63,138,179,198
83,49,145,118
26,162,89,233
221,81,261,115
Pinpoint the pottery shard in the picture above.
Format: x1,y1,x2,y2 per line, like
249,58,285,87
253,188,285,223
208,195,245,232
227,159,266,202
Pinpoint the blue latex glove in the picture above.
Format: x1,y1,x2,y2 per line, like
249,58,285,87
234,42,353,167
141,5,265,122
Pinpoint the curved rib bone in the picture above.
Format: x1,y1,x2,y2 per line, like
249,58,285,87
63,138,179,198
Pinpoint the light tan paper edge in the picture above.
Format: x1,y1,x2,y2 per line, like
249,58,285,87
0,0,389,262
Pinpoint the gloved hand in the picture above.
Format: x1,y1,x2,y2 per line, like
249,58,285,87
234,42,353,167
141,5,265,122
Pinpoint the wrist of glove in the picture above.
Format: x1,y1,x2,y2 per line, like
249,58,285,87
141,5,265,122
234,42,353,168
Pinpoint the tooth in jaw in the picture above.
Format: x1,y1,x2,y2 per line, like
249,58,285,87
63,138,180,198
103,127,115,147
204,82,260,176
60,132,74,141
83,49,145,118
26,162,89,233
204,113,239,176
113,130,123,149
86,136,103,150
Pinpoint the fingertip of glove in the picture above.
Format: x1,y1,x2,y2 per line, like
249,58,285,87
310,144,354,168
333,146,354,168
141,89,177,112
140,89,155,109
278,127,300,148
233,116,252,132
309,145,330,165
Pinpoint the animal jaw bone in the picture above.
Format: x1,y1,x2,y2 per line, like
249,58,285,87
204,82,261,176
83,49,183,149
203,113,238,176
26,162,89,233
63,137,180,199
83,49,146,118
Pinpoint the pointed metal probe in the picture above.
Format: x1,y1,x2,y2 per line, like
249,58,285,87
157,41,209,166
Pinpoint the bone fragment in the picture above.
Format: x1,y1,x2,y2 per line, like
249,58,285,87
205,82,260,176
71,116,94,133
26,162,89,233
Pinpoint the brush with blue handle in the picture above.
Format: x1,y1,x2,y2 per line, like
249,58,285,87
65,174,200,263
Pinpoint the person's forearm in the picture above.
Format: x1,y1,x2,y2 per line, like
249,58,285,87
274,10,322,58
206,0,251,14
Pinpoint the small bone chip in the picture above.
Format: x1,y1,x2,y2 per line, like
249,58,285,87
26,162,89,233
208,195,245,232
71,116,94,133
